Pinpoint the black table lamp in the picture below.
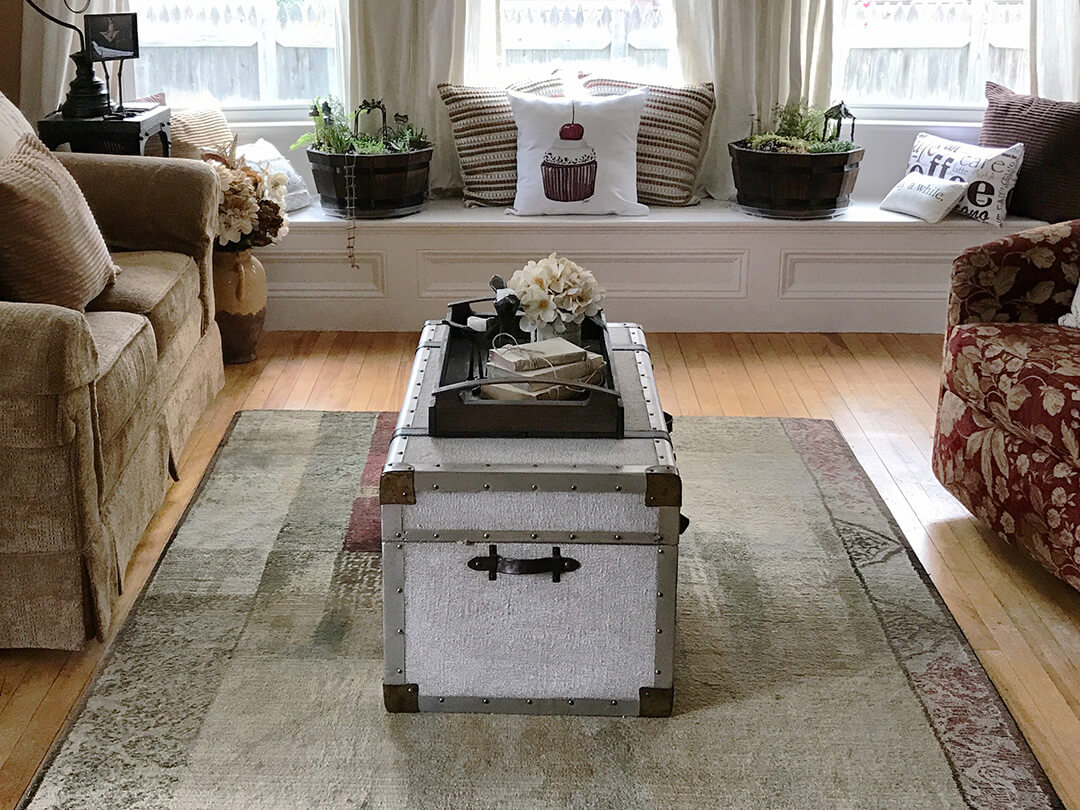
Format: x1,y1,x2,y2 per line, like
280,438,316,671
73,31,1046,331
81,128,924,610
24,0,110,119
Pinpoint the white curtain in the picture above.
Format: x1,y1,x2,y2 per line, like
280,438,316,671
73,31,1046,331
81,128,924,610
673,0,834,200
20,0,128,124
1031,0,1080,101
338,0,498,195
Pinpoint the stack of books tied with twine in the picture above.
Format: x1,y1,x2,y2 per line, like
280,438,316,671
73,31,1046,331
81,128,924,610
481,337,607,401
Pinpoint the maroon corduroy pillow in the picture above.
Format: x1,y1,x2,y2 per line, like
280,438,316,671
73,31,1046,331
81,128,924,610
979,82,1080,223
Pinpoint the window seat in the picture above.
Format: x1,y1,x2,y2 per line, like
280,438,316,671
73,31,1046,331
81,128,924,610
259,198,1047,333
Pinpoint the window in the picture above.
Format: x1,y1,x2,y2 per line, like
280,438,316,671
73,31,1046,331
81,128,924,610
129,0,341,107
833,0,1030,107
498,0,681,82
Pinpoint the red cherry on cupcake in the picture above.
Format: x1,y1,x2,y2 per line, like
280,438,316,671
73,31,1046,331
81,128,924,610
559,102,584,140
560,121,584,140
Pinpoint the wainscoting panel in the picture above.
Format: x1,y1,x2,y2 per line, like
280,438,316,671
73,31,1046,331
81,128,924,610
416,249,749,301
778,250,955,300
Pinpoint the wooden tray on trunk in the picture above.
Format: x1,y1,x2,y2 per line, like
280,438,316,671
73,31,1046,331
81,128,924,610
429,301,625,439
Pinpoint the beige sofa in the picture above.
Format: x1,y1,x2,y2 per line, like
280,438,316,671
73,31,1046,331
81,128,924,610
0,154,225,649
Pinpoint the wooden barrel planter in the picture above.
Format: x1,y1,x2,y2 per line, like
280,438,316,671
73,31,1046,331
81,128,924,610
308,147,434,219
728,143,865,219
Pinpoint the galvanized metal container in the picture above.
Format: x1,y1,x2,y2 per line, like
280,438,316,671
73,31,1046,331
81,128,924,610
381,322,681,717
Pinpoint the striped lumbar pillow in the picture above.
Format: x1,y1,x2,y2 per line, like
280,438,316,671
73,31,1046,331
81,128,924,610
581,77,715,206
439,77,563,207
0,135,118,310
980,82,1080,223
145,106,234,160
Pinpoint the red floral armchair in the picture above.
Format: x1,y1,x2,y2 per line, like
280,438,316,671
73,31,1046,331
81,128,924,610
933,220,1080,589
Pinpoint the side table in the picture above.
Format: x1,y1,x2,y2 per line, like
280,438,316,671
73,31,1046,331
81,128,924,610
37,106,171,157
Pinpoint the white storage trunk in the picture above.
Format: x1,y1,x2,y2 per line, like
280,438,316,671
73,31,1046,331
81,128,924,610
381,323,680,717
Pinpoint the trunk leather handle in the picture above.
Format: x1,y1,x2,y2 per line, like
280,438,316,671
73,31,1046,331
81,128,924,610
468,545,581,583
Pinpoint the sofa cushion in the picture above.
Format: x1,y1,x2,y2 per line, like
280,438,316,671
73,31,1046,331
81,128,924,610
85,311,156,445
944,322,1080,468
89,251,199,354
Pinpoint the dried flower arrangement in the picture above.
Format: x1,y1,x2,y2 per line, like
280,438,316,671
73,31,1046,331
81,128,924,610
203,138,290,252
509,253,605,335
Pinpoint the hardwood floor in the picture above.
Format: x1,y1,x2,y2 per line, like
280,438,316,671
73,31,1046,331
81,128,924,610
4,331,1080,808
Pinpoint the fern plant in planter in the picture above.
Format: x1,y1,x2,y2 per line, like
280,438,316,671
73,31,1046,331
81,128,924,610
292,96,434,219
728,102,864,219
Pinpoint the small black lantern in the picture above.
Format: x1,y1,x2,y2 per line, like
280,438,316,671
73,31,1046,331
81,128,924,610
822,101,856,142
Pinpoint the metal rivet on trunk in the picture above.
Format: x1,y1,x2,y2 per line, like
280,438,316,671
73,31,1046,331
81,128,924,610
656,628,663,634
615,485,622,492
482,699,490,704
526,699,533,705
397,629,404,634
567,699,574,705
432,484,439,490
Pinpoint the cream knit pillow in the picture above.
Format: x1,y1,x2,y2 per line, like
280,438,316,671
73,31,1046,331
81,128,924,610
145,106,234,159
0,135,118,310
0,91,34,161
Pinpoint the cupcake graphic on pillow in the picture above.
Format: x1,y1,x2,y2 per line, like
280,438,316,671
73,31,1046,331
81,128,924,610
541,103,598,203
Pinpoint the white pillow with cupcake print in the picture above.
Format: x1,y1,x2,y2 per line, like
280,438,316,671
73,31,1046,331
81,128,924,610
507,90,648,216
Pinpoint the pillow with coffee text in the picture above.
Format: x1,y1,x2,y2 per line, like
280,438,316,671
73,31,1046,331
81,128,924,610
880,173,968,223
906,133,1024,227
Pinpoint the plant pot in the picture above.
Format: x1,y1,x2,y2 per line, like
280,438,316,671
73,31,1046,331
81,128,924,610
307,147,434,219
728,143,865,220
213,249,267,364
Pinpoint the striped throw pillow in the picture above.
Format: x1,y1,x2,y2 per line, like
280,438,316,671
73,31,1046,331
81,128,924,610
0,135,118,311
439,78,563,207
980,82,1080,223
582,77,715,206
145,106,234,159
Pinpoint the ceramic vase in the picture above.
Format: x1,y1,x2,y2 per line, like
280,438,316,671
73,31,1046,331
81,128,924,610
213,249,267,364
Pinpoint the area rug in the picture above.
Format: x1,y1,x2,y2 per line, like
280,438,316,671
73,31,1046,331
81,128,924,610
22,412,1061,809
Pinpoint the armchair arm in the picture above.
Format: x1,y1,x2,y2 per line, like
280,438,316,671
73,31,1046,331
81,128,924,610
58,153,219,332
947,220,1080,328
0,302,98,397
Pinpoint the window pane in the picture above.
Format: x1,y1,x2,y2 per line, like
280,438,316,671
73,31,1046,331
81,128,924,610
500,0,681,82
834,0,1030,106
130,0,340,106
